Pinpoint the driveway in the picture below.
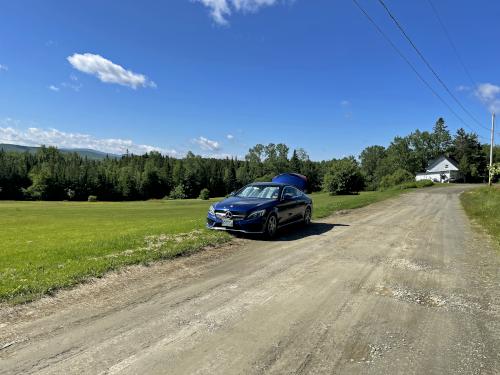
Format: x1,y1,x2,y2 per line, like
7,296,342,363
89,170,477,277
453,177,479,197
1,185,499,374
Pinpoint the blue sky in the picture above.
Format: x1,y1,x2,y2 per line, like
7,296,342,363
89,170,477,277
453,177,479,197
0,0,498,160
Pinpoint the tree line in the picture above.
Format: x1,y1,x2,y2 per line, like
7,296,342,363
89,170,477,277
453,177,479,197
359,118,497,190
0,118,498,201
0,143,321,200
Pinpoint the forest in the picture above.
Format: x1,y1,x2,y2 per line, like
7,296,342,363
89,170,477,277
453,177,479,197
0,118,498,201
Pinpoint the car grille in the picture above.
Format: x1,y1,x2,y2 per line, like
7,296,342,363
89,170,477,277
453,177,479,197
215,210,246,221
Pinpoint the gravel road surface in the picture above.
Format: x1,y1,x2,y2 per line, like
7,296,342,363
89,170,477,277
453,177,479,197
1,185,499,374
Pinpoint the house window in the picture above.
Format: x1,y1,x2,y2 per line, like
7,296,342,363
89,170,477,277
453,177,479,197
445,164,448,169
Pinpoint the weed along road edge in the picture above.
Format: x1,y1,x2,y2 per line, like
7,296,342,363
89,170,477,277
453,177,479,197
1,185,499,374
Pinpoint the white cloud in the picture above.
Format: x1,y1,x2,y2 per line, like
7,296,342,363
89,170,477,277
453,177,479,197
226,134,234,140
192,136,221,151
340,100,352,119
194,0,283,25
475,83,500,101
202,152,240,159
0,64,8,72
67,53,156,89
0,119,178,156
49,76,82,92
61,81,82,92
475,83,500,113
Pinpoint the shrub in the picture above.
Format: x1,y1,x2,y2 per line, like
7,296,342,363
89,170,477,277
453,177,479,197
198,188,210,200
379,169,414,189
489,162,500,182
169,184,187,200
416,179,434,188
401,181,417,189
22,187,42,200
88,195,97,202
323,158,364,195
66,188,76,200
363,181,379,192
382,178,434,191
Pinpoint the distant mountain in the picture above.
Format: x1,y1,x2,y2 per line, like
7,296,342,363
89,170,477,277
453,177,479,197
0,143,121,160
0,143,40,154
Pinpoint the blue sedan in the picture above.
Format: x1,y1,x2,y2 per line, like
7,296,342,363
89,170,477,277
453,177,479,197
206,182,313,238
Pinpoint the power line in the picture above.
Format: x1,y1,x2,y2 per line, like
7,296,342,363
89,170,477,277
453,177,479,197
350,0,488,140
426,0,476,88
377,0,490,133
427,0,500,139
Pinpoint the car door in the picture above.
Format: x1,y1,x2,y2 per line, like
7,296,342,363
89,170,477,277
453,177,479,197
292,187,307,220
277,186,297,225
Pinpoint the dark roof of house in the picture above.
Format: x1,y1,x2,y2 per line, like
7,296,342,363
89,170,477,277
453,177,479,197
426,155,459,171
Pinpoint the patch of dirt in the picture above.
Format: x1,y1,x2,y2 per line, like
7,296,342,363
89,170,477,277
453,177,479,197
335,209,351,216
371,284,493,313
342,331,410,366
373,285,447,308
343,340,372,364
369,256,433,272
385,258,432,272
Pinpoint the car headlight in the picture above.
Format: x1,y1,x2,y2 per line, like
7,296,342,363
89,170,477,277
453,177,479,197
247,209,266,219
208,205,215,215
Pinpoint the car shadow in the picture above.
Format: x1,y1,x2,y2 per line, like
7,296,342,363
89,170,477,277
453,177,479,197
275,222,349,241
239,222,349,242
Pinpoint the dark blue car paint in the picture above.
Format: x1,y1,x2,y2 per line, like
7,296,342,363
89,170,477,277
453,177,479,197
206,182,313,235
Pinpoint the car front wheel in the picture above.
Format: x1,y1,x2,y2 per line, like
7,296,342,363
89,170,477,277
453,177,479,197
303,206,312,225
265,214,278,238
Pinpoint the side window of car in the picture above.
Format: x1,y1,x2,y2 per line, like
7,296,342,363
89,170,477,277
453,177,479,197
283,187,302,199
283,187,294,199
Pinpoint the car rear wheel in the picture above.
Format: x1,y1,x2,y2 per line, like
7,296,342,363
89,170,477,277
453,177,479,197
265,214,278,238
303,206,312,225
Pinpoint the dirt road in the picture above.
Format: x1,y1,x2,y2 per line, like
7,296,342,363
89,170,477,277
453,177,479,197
1,185,499,374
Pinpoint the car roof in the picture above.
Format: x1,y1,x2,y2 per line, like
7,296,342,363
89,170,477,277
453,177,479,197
249,182,287,187
248,182,303,188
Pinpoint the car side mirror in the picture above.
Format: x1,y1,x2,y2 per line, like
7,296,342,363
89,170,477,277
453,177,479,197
229,191,236,197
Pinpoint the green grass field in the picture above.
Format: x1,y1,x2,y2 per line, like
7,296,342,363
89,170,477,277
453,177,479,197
0,199,229,304
460,186,500,249
0,188,413,304
311,189,406,219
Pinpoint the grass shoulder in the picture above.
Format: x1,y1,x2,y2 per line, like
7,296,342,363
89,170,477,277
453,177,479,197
312,181,436,219
460,186,500,249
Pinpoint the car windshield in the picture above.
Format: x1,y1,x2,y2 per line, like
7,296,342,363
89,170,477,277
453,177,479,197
236,185,280,199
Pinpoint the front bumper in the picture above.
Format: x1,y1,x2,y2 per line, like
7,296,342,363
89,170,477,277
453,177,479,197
206,213,266,234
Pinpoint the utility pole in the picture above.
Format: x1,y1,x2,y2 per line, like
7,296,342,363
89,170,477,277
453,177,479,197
489,112,495,186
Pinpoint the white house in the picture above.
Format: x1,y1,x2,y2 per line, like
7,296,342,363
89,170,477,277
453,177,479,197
416,155,461,183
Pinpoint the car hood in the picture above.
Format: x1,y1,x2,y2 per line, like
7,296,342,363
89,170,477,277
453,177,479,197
213,196,275,214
